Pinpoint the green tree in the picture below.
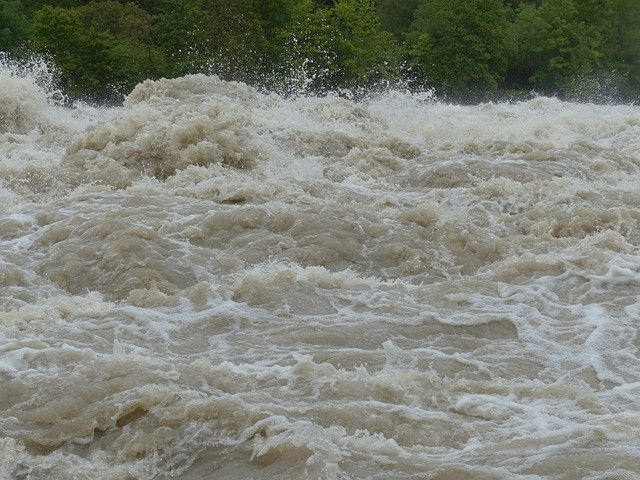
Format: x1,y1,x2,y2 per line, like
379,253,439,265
30,2,164,98
279,0,398,92
405,0,510,96
332,0,399,87
606,0,640,97
154,0,268,82
12,0,640,101
375,0,420,38
509,0,603,92
153,0,207,75
0,0,28,53
21,0,88,10
78,1,165,88
30,6,98,95
258,0,300,34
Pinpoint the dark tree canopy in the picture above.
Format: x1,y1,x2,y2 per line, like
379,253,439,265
0,0,28,53
405,0,510,96
3,0,639,102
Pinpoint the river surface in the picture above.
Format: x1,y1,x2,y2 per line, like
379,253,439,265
1,65,640,480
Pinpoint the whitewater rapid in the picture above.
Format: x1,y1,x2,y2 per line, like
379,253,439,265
1,66,640,480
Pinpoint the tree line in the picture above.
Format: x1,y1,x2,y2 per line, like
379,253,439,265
1,0,639,102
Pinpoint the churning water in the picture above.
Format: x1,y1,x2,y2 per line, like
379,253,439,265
1,63,639,480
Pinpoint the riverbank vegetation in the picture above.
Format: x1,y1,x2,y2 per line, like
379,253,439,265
2,0,639,102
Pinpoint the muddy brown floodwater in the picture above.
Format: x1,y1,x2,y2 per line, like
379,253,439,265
1,65,640,480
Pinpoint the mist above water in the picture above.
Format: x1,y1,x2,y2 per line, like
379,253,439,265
1,61,640,480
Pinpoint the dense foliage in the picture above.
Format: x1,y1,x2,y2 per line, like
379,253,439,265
2,0,639,102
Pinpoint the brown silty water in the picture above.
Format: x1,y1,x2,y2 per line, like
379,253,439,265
1,63,640,480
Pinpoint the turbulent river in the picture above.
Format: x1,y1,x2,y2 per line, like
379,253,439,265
1,65,640,480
